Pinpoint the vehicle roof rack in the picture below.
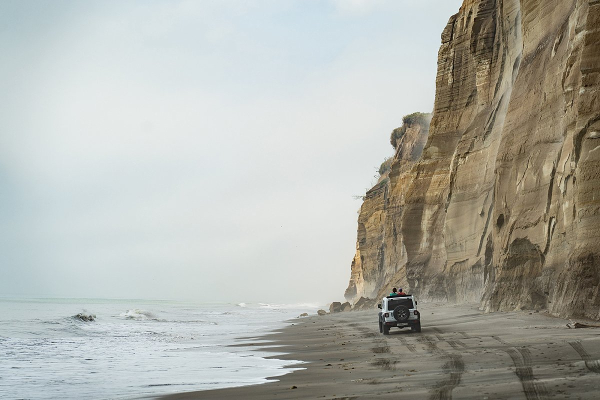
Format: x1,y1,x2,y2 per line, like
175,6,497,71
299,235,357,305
386,294,411,298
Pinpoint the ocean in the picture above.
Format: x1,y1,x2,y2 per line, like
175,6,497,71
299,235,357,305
0,297,320,399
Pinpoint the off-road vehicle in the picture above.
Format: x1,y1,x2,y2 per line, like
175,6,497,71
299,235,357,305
378,294,421,334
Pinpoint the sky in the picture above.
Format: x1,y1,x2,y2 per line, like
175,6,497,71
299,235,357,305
0,0,463,305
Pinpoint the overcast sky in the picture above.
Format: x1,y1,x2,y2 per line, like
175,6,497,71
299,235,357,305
1,0,463,305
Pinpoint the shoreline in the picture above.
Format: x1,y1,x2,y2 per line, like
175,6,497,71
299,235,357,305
157,303,600,399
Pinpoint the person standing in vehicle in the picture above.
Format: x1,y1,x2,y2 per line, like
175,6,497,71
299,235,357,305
397,288,407,295
389,288,398,297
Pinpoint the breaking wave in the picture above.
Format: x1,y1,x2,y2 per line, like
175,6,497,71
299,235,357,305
2,298,317,399
120,309,163,321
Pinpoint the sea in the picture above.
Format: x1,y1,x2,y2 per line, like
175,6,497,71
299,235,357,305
0,297,320,400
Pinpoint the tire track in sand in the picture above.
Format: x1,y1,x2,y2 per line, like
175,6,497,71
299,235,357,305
432,327,445,341
350,324,391,354
569,341,600,373
494,335,548,399
398,336,417,353
493,337,548,400
364,320,419,354
417,335,465,400
459,331,471,339
349,322,378,338
430,354,465,400
355,321,421,370
433,327,467,349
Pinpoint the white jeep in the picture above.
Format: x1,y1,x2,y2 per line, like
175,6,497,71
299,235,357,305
378,294,421,334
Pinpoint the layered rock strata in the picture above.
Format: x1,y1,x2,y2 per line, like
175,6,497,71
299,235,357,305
345,116,430,302
345,0,600,320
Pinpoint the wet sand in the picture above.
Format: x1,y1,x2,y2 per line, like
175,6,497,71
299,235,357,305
158,303,600,399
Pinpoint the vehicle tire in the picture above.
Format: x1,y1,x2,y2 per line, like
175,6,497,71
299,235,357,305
383,324,390,335
412,322,421,333
379,320,383,333
392,305,410,322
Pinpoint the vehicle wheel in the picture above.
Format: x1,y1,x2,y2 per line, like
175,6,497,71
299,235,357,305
412,322,421,333
393,305,410,322
379,320,383,333
383,324,390,335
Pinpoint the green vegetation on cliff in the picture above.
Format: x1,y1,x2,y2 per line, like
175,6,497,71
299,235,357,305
390,112,431,149
378,156,393,176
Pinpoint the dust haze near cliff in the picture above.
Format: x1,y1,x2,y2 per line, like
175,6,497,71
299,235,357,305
0,1,463,303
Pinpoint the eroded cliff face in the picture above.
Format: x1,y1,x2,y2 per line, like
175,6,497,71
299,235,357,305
346,0,600,319
345,119,430,301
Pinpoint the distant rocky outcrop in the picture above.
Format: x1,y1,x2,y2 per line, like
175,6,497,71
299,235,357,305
346,0,600,320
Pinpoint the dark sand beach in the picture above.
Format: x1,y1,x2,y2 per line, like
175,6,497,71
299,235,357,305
159,303,600,399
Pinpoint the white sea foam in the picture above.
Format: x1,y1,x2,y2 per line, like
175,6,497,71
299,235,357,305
0,298,320,400
119,308,162,321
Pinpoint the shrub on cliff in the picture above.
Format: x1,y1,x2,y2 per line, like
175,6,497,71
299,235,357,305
390,112,432,149
390,126,404,150
378,156,393,176
402,112,431,126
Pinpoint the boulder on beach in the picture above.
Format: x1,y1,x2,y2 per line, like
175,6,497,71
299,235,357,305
352,297,376,311
329,302,342,313
341,302,352,312
317,309,327,316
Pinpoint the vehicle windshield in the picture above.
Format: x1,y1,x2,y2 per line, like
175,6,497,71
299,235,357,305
388,298,414,310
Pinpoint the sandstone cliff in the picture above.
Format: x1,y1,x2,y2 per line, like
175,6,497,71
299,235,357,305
345,114,431,303
346,0,600,320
